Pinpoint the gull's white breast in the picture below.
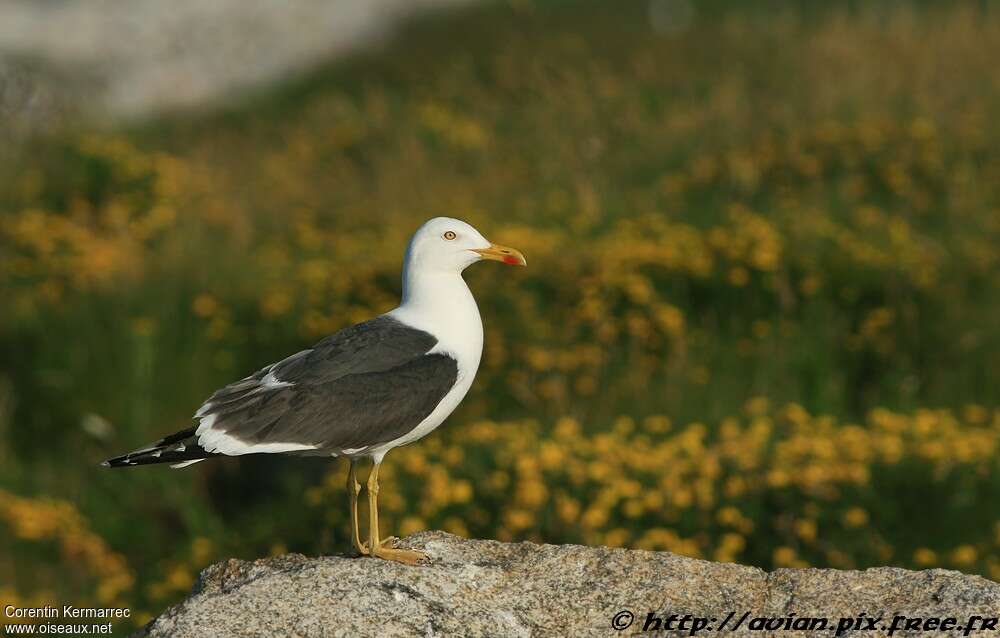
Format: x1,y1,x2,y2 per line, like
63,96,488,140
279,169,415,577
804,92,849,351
367,273,484,462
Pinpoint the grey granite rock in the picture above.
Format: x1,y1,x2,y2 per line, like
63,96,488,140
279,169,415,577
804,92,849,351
137,531,1000,637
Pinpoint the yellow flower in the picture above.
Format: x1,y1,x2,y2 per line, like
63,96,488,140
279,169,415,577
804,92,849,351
794,519,818,542
443,517,469,537
716,506,742,526
951,545,977,566
557,497,581,524
843,507,869,528
504,509,535,531
399,517,426,536
773,546,798,567
604,528,630,548
451,480,474,504
581,507,609,529
260,290,293,317
913,548,937,566
191,537,214,564
192,293,218,317
728,266,749,286
744,397,770,416
714,533,746,563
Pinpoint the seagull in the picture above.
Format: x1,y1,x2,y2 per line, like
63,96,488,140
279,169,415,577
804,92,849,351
103,217,526,564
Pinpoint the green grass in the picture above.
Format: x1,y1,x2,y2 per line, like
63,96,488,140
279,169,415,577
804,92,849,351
1,0,999,630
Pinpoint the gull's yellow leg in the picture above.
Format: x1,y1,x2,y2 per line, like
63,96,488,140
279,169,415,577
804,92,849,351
348,460,368,555
366,460,426,565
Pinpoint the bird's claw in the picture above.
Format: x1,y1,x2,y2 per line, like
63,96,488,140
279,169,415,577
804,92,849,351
371,545,426,565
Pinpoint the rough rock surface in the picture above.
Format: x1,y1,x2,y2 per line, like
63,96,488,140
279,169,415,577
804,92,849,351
138,531,1000,637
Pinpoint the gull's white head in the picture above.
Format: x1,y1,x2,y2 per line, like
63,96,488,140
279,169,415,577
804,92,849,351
403,217,526,276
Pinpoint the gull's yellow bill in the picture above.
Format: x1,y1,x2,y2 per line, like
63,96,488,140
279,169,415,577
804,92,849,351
473,243,527,266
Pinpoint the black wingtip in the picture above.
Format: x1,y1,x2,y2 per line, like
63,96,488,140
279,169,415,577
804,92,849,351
102,427,217,468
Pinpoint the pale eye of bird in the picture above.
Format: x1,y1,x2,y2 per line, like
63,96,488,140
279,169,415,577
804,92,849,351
443,231,457,240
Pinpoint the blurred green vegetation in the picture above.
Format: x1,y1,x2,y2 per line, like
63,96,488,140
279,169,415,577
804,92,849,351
1,0,999,632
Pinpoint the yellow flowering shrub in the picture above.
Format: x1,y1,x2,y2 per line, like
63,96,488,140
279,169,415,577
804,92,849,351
314,405,1000,581
0,490,133,609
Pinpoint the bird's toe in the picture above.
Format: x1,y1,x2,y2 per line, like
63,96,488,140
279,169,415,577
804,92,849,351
380,536,399,548
371,546,426,565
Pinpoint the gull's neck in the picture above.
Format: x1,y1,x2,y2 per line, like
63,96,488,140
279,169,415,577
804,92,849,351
389,268,484,363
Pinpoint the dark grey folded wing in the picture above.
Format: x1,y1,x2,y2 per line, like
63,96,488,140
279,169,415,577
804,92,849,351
219,353,457,451
195,315,459,455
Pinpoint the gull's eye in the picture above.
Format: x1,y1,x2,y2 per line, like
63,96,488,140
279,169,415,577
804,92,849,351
443,230,457,240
